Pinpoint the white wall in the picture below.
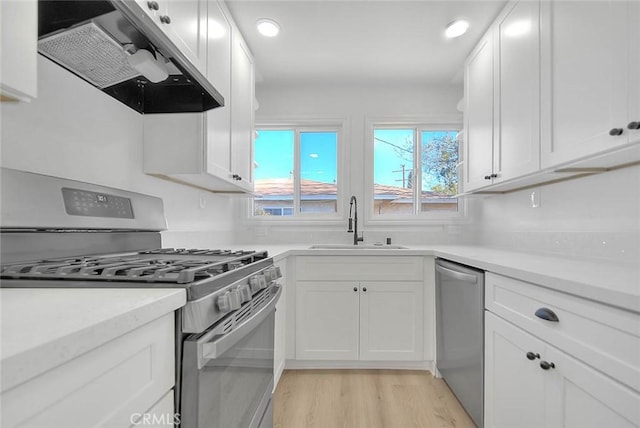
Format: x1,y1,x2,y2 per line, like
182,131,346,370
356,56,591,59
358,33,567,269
235,82,467,245
1,57,235,246
468,164,640,263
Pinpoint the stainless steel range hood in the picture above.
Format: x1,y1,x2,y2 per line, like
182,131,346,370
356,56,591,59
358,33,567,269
38,0,224,114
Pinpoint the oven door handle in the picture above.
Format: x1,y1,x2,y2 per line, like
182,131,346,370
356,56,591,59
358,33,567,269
198,285,282,367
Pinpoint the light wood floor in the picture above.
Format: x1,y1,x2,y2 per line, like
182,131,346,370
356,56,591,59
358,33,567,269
273,369,475,428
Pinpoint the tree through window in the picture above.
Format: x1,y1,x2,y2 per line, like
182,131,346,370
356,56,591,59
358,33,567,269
373,127,459,216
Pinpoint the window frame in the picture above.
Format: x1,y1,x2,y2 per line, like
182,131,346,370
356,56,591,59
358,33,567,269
248,118,348,223
364,116,465,225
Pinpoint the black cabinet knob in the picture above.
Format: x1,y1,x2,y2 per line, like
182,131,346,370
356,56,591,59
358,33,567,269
147,1,159,10
628,121,640,130
491,173,498,178
353,287,358,292
232,174,242,181
484,175,492,180
540,361,555,370
609,128,624,136
534,307,559,322
526,352,540,361
363,287,367,292
160,15,171,24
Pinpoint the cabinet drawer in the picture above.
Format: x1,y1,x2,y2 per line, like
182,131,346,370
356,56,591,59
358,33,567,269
1,314,175,428
486,272,640,392
296,256,424,281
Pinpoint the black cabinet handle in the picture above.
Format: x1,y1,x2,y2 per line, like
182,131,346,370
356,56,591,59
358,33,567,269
534,307,559,322
231,174,242,181
159,15,171,24
609,128,624,136
628,121,640,130
484,175,492,180
526,352,540,360
491,173,498,178
147,1,159,10
540,361,555,370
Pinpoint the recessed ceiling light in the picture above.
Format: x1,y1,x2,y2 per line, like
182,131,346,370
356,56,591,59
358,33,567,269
257,19,280,37
445,20,469,39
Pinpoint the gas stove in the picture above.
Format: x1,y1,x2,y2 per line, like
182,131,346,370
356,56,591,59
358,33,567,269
1,247,270,300
0,168,282,428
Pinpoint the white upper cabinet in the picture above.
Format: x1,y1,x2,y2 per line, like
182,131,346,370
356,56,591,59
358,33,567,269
463,0,540,192
540,0,640,168
229,30,256,191
463,32,495,192
143,0,256,193
463,0,640,193
135,0,208,74
493,0,540,181
205,0,233,181
0,0,37,102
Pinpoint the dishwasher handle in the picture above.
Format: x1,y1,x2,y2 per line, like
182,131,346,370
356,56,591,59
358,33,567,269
436,264,478,284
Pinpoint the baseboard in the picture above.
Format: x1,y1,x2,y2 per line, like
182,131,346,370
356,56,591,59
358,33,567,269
285,359,435,372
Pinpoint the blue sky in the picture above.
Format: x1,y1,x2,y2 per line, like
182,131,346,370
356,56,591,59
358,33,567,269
254,128,457,188
254,130,337,183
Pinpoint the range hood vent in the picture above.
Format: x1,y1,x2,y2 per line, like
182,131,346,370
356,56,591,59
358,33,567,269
38,0,224,114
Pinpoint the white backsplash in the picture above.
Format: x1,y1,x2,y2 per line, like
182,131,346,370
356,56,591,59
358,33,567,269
1,57,236,238
468,164,640,263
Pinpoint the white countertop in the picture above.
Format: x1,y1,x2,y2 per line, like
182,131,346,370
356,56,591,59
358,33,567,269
256,244,640,313
1,288,186,392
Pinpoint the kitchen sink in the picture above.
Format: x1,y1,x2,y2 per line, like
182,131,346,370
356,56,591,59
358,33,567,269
309,244,409,250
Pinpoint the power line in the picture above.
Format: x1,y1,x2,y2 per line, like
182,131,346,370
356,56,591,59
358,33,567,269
374,137,413,153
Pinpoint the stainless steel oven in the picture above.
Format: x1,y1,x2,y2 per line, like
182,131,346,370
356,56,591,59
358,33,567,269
181,284,280,428
0,168,281,428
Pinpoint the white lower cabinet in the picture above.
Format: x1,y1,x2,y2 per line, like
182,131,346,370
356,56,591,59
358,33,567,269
485,270,640,428
1,314,175,428
485,297,640,428
296,280,424,361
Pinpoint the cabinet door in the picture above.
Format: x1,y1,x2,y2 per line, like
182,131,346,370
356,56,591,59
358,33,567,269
463,33,495,191
205,0,233,180
165,0,208,75
545,345,640,428
485,312,546,428
540,1,633,168
273,259,287,387
493,0,540,182
295,281,359,360
359,282,423,361
0,0,37,101
230,30,255,191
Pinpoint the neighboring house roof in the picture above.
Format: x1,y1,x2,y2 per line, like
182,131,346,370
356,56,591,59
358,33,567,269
254,178,455,203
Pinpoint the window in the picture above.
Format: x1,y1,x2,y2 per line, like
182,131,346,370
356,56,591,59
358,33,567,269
253,126,341,218
371,126,460,217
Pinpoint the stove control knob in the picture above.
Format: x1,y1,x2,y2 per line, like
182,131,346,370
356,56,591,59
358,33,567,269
249,275,260,293
273,266,282,280
228,289,242,310
263,268,274,281
238,284,252,302
250,274,268,292
217,292,231,313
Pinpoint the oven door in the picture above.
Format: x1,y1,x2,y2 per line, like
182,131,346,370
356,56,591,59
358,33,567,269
180,285,281,428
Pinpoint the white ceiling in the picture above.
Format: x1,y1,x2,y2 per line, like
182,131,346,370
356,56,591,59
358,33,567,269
225,0,506,87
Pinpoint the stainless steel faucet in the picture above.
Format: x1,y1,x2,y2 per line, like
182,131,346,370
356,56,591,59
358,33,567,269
347,195,364,245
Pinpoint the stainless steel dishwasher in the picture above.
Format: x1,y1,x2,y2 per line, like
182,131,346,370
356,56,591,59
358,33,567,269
435,259,485,428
